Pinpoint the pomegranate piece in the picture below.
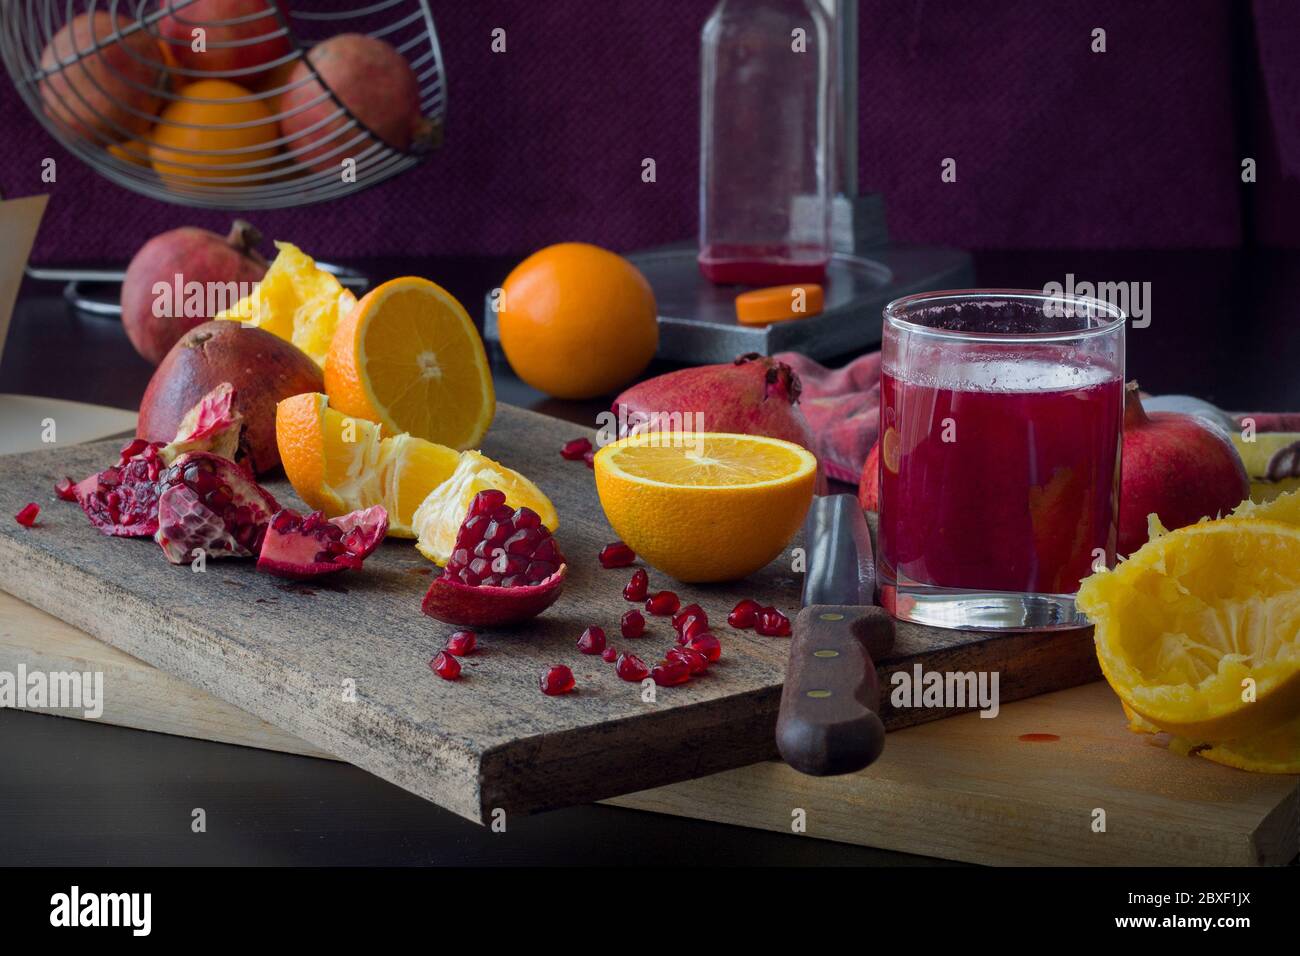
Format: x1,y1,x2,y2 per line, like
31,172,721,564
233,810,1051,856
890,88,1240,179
577,626,607,655
540,664,576,696
599,541,637,568
667,646,709,676
687,632,722,663
623,568,649,602
652,659,692,687
421,492,567,627
615,652,650,682
54,477,77,502
756,607,792,637
561,437,592,461
256,505,388,579
601,646,618,663
73,384,245,538
14,503,39,527
445,630,477,656
154,452,280,564
620,609,646,638
645,590,681,616
430,651,461,681
727,598,762,629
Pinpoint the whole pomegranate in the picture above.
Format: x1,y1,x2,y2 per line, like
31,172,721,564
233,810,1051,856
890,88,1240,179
1118,383,1250,555
39,12,164,142
121,221,268,365
138,322,323,475
157,0,292,83
278,33,431,173
612,353,817,451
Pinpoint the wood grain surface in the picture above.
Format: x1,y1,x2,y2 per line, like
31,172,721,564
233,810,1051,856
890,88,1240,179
0,403,1100,823
2,589,1293,866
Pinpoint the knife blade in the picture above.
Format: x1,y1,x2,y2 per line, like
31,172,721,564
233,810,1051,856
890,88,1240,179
775,494,895,776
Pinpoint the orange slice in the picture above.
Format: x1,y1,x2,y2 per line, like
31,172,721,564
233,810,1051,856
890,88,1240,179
325,276,494,450
734,284,824,326
593,433,817,582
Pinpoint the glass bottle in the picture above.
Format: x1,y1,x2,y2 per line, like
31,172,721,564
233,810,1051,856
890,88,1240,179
698,0,834,286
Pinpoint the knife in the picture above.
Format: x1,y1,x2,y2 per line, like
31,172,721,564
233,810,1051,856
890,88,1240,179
775,494,895,776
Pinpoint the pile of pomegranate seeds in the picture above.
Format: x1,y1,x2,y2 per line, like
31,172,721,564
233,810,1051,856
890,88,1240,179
577,626,607,655
430,651,461,681
645,590,680,616
615,652,650,682
599,541,636,568
442,489,563,588
727,598,762,629
755,607,792,637
620,609,646,638
53,477,77,502
623,568,649,601
445,630,477,656
540,664,576,696
560,437,592,461
14,503,39,527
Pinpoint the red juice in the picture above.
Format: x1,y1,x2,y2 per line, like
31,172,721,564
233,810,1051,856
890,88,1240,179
698,243,828,286
877,359,1122,597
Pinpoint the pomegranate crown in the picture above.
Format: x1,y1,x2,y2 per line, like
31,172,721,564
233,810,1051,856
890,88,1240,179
733,353,803,404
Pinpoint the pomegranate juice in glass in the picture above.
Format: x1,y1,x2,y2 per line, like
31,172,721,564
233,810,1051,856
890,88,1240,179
877,290,1125,630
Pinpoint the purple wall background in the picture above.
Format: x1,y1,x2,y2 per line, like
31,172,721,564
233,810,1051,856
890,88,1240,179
2,0,1297,263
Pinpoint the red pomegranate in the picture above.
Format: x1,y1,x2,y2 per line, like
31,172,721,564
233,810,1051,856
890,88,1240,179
257,505,388,579
39,12,164,142
1118,383,1250,555
157,0,292,83
612,353,817,451
121,221,268,365
278,33,432,173
138,321,323,475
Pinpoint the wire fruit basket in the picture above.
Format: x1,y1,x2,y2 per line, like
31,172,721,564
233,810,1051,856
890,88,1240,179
1,0,447,209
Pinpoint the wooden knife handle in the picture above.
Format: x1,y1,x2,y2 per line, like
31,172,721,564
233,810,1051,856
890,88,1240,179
775,604,895,777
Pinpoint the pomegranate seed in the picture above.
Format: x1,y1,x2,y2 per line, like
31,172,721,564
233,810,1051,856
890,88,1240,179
601,646,618,662
599,541,636,568
561,437,592,461
445,630,477,656
667,646,709,675
672,604,706,630
620,609,646,638
687,632,722,663
540,664,576,696
675,613,709,643
14,503,39,527
54,477,77,502
623,568,649,601
645,590,680,616
756,607,792,637
615,652,650,682
652,659,692,687
430,651,461,681
583,450,595,468
577,626,607,655
469,489,508,517
728,598,762,629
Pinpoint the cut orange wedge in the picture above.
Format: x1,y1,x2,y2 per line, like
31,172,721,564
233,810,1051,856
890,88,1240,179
593,433,817,582
325,276,494,450
275,392,459,537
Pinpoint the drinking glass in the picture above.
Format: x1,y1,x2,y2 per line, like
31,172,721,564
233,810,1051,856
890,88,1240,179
876,289,1126,631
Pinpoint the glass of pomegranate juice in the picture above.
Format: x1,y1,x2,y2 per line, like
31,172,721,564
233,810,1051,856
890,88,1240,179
876,290,1125,630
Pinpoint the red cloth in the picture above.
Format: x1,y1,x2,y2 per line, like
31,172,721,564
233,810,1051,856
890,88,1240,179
775,351,881,485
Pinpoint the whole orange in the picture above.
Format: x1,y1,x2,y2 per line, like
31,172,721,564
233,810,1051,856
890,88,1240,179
150,79,279,186
498,243,658,399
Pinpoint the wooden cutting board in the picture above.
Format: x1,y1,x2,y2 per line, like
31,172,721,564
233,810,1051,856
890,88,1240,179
1,590,1294,866
0,403,1102,823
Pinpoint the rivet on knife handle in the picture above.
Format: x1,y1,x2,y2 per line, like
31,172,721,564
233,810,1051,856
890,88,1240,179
776,604,892,776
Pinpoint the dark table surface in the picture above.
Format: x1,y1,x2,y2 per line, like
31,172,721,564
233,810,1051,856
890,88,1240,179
2,246,1297,866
